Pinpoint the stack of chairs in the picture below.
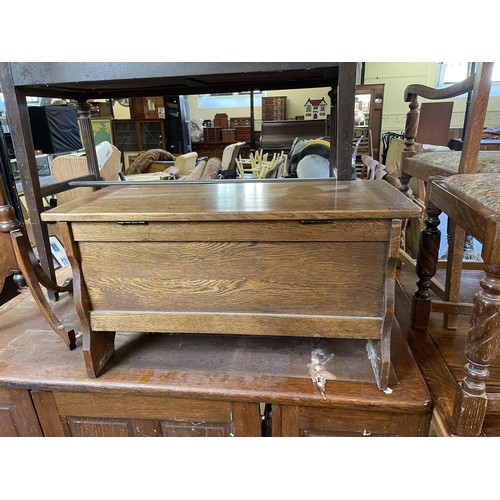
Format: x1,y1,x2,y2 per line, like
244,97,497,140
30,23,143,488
236,150,287,179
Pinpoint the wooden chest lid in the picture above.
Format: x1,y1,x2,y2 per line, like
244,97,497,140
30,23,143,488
42,180,421,222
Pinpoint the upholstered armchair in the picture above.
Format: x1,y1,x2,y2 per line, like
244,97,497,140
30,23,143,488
399,62,500,329
51,142,122,206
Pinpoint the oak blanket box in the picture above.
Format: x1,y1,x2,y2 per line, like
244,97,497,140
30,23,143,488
41,180,421,387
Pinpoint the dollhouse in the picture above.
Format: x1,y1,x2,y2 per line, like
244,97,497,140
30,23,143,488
304,97,328,120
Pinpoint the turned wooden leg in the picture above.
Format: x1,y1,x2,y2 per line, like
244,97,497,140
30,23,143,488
83,330,116,378
0,234,17,295
10,230,76,350
0,187,22,296
411,201,442,330
452,267,500,436
399,171,412,198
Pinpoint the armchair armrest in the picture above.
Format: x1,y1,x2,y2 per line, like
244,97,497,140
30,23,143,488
404,74,475,102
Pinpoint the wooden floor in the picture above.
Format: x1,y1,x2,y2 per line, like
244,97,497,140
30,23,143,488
396,262,500,436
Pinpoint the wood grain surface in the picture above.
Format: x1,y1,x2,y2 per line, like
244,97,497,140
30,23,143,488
41,180,421,222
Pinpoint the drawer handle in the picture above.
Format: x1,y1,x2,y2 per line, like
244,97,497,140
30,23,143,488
300,220,333,224
117,221,149,225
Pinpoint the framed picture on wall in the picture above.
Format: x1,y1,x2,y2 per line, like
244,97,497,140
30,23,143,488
123,151,140,171
91,118,113,146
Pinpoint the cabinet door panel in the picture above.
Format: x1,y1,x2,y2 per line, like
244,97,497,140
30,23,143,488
141,121,164,150
113,121,139,152
60,416,233,437
62,416,143,437
112,120,166,153
0,388,43,437
32,390,261,437
158,420,231,437
0,408,18,437
275,405,430,437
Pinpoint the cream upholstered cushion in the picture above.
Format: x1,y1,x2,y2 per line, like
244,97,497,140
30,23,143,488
385,138,405,176
220,142,245,170
173,152,198,176
220,143,237,170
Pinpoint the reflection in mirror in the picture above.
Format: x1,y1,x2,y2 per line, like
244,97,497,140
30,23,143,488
354,93,371,126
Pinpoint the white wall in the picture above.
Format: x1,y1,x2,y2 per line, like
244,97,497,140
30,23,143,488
109,62,500,135
364,62,500,133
